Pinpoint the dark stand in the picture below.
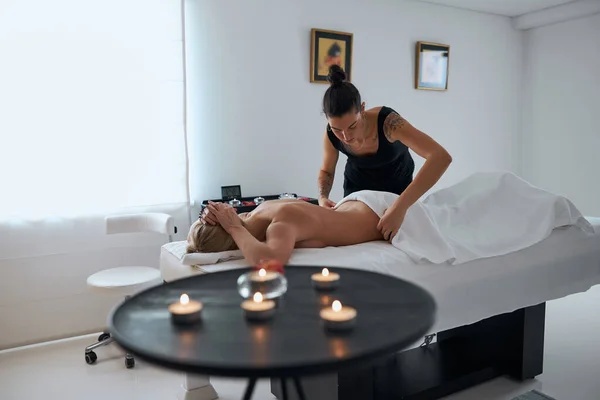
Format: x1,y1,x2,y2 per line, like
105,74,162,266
245,377,306,400
271,303,545,400
108,266,436,400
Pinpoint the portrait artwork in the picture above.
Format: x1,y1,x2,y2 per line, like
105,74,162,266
310,28,353,83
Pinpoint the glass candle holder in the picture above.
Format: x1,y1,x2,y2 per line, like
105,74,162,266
237,268,288,299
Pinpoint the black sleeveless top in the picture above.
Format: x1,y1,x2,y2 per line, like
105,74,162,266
327,106,415,197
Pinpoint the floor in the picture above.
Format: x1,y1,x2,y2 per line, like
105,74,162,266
1,285,599,400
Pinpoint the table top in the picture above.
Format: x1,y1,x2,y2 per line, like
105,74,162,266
108,266,436,378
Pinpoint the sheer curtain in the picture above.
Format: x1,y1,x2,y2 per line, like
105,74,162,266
0,0,193,349
0,0,189,221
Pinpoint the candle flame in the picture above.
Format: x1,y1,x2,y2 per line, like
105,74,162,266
253,292,263,303
180,293,189,305
332,300,342,312
322,268,329,277
258,268,266,277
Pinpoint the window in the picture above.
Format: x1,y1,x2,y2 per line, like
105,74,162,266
0,0,189,220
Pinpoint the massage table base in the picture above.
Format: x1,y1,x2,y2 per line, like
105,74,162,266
271,302,546,400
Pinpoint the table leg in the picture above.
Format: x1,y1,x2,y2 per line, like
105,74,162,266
292,377,306,400
242,378,257,400
281,378,288,400
179,374,218,400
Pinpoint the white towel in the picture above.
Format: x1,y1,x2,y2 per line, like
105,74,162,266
163,240,243,266
335,171,594,265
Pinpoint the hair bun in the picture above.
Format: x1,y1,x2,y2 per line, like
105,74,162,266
327,64,346,86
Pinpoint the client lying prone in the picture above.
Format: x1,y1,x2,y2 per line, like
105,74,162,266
186,172,592,266
186,196,385,265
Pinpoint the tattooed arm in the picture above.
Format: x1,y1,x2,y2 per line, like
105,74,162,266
382,111,452,213
318,130,339,208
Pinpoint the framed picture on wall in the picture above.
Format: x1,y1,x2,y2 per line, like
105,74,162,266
310,28,353,83
415,41,450,91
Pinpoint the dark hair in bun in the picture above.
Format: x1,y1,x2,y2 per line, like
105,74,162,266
326,64,346,86
323,65,361,118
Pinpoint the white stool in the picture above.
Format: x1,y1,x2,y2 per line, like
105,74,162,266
84,213,176,368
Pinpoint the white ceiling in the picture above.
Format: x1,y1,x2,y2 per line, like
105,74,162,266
413,0,579,17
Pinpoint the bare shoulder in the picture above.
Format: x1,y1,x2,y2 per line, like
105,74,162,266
367,106,383,113
365,106,383,121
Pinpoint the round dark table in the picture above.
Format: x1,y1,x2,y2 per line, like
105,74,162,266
108,266,436,400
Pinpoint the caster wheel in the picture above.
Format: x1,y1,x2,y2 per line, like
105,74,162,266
85,351,97,365
125,356,135,369
98,332,111,341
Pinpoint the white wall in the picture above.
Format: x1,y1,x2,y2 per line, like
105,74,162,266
1,0,524,350
521,13,600,216
0,206,189,350
185,0,523,207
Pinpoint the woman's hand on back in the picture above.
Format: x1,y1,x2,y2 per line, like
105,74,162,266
318,197,337,209
377,205,407,242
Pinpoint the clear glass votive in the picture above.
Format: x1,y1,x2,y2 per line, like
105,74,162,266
237,268,288,299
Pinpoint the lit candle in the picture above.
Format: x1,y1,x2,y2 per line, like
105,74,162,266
237,265,286,300
320,300,357,331
250,268,278,282
311,267,340,290
241,292,276,321
168,293,203,325
244,268,281,298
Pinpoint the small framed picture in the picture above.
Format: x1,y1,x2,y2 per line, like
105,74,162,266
310,28,353,83
415,41,450,91
221,185,241,201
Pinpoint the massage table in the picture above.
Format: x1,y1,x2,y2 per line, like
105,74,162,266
160,217,600,400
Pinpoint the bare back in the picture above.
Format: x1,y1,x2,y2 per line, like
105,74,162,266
242,199,384,248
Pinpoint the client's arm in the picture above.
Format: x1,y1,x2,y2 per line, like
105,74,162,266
204,202,297,265
228,222,296,265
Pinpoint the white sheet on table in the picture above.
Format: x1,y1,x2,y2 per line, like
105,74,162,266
164,240,243,266
186,219,600,338
336,171,594,265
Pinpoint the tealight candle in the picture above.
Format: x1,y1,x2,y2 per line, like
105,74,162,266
311,268,340,290
241,292,276,321
250,268,278,282
168,293,203,325
320,300,357,331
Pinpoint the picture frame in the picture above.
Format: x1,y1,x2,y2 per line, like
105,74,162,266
221,185,241,201
415,41,450,91
310,28,353,83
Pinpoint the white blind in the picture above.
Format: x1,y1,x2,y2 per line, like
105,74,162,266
0,0,188,220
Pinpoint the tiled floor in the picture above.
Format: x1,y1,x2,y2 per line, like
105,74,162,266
1,285,599,400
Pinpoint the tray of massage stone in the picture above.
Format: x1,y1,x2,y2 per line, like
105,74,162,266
199,193,319,216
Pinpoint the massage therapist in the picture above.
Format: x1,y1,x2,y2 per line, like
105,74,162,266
318,65,452,241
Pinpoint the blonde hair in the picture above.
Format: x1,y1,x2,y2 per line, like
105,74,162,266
186,214,247,253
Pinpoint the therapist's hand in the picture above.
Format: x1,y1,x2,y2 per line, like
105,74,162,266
319,197,336,209
377,206,406,242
